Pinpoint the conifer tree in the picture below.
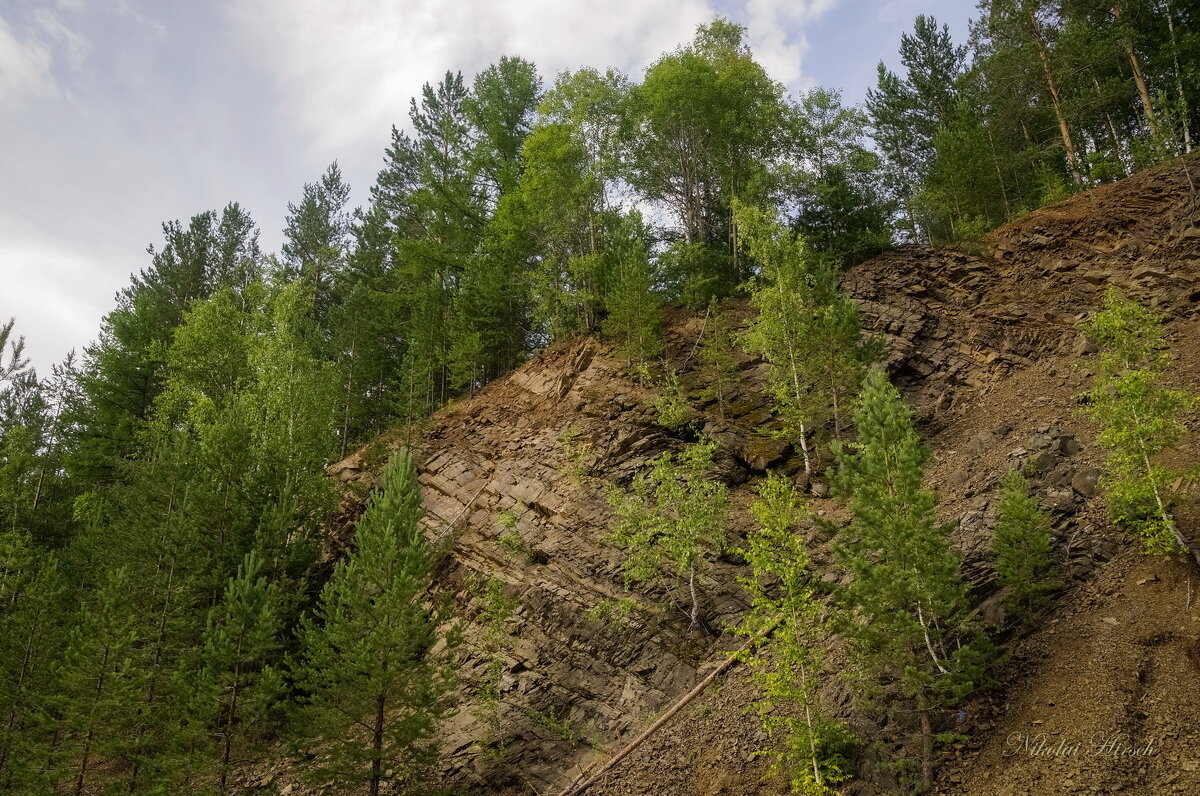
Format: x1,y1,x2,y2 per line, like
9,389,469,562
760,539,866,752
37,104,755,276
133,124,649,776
281,162,352,324
66,206,264,481
738,475,851,795
0,533,65,792
991,471,1056,623
1082,289,1197,562
606,440,729,626
200,551,285,793
329,203,409,452
54,567,146,796
292,449,459,796
831,367,986,789
601,214,663,364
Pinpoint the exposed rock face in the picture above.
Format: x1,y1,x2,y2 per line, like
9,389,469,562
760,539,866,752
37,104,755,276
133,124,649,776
841,160,1200,429
321,157,1200,795
329,329,785,792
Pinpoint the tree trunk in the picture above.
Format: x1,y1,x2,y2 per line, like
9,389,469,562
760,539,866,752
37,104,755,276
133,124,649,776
370,684,387,796
688,563,699,627
73,730,93,796
985,126,1012,218
220,660,243,794
1114,4,1159,137
918,691,934,788
1164,0,1192,153
1131,405,1200,569
1028,9,1084,185
1092,72,1129,175
0,602,44,777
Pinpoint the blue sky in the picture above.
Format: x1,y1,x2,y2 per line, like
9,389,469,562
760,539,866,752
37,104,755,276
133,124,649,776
0,0,974,371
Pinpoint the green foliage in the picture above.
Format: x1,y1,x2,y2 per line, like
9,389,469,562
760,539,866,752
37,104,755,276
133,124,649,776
280,161,351,323
697,301,740,419
524,705,578,744
586,597,641,627
868,0,1200,242
53,566,147,795
1082,290,1195,555
627,19,786,295
787,88,892,265
991,471,1057,623
831,367,988,788
472,576,519,762
739,204,875,474
495,506,537,562
606,440,729,625
199,550,286,792
601,214,663,364
0,534,65,791
645,364,692,431
292,449,459,796
66,205,263,482
737,475,853,795
557,423,592,484
15,13,1200,790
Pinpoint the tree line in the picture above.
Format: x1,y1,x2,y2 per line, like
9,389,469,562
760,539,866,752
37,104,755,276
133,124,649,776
872,0,1199,242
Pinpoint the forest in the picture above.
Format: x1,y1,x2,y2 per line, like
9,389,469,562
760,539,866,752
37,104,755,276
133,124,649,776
2,1,1198,793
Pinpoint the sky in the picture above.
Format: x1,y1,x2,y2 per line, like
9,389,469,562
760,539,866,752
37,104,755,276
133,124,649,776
0,0,974,372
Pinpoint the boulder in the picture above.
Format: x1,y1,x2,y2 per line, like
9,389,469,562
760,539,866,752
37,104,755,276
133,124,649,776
1070,468,1102,497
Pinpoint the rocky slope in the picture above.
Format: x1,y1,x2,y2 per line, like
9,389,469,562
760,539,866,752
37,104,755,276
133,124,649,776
318,157,1200,796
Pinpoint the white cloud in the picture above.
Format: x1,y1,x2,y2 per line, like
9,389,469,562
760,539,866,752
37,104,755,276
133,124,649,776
742,0,839,89
0,220,123,370
33,8,88,70
0,14,58,106
223,0,845,166
222,0,717,159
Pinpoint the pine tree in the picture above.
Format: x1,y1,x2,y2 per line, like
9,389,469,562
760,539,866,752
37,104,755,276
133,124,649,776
601,214,663,364
737,474,852,795
831,367,987,789
54,567,146,796
329,202,410,452
0,533,66,792
1082,289,1196,562
66,207,263,481
292,449,459,796
280,162,352,324
991,471,1057,623
200,551,285,793
606,440,729,626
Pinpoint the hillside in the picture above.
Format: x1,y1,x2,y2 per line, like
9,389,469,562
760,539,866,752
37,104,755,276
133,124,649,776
287,158,1200,795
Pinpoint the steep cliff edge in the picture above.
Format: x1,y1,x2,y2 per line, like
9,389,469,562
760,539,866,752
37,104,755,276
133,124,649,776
319,158,1200,795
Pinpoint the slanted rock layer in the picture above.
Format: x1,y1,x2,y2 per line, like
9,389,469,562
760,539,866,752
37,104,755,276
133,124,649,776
315,157,1200,795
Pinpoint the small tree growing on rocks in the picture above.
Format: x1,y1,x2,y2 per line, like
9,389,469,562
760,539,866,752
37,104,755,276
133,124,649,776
606,440,729,626
738,474,853,795
292,449,460,796
738,204,874,475
831,367,989,790
1082,289,1197,563
697,300,740,420
991,471,1057,624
